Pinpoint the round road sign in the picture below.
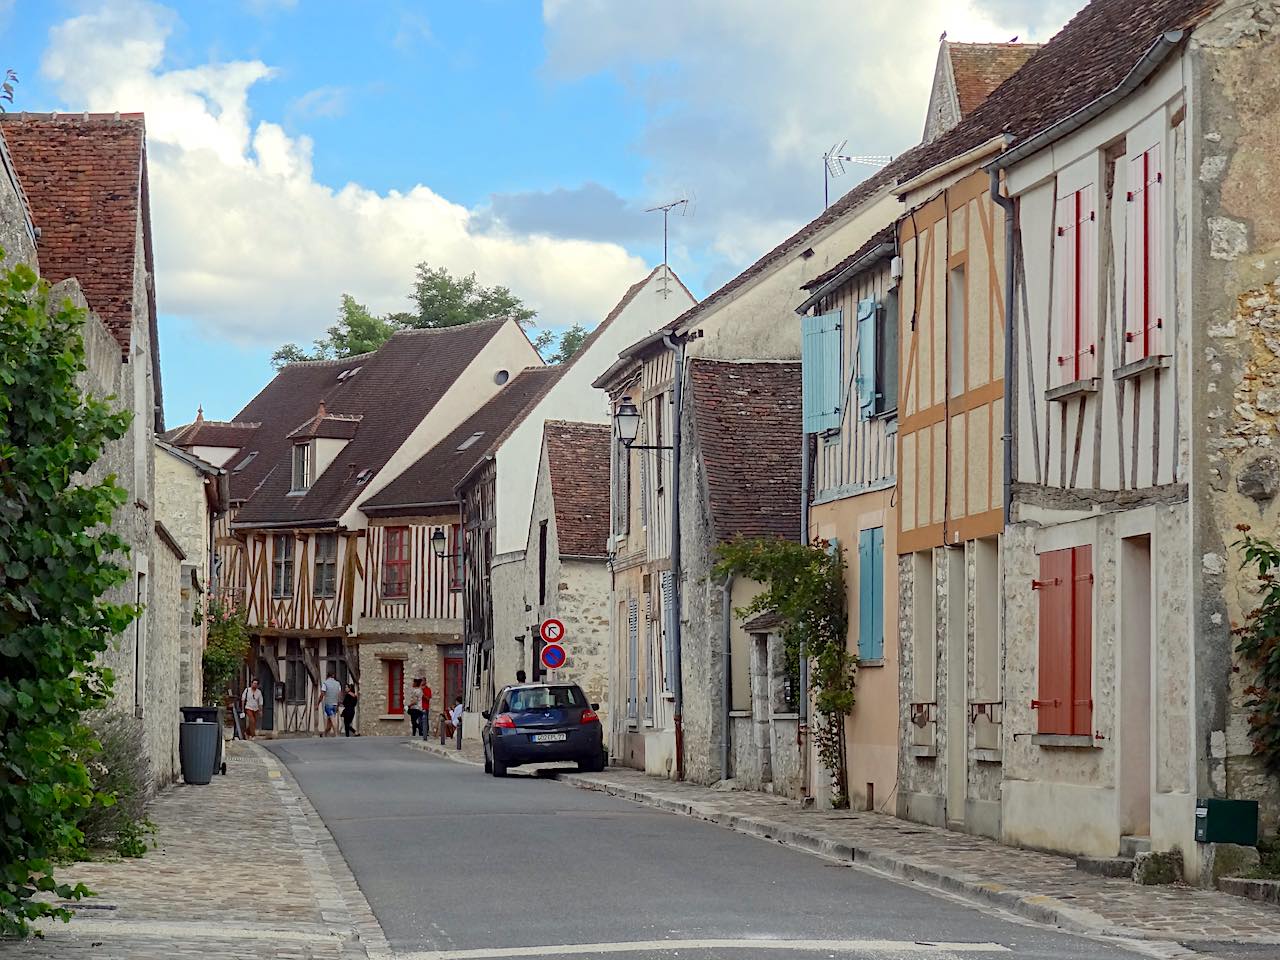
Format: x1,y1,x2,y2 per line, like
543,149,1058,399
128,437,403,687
539,618,565,644
540,643,567,670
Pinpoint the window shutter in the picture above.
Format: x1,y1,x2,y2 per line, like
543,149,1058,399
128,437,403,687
1052,191,1076,388
856,298,877,417
1035,548,1073,735
858,529,874,659
1070,545,1093,736
627,599,639,720
661,571,676,692
870,527,884,661
802,310,843,433
1078,183,1098,380
1144,143,1166,358
638,449,649,529
877,294,899,414
1125,146,1166,363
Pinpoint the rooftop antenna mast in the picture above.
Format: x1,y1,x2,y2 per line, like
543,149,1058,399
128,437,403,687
823,139,893,209
646,196,690,299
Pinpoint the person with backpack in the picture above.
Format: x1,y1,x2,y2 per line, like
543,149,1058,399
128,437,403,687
407,678,425,737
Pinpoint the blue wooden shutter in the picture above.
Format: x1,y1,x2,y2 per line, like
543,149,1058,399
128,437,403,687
856,298,877,417
857,530,874,659
802,310,843,433
870,527,884,660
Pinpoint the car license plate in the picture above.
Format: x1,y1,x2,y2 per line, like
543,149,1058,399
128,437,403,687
532,732,567,743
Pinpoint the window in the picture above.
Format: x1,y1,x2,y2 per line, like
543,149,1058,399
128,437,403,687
386,659,405,715
801,309,842,433
382,526,410,599
1035,545,1093,736
1053,181,1098,385
538,520,548,606
291,442,313,492
456,431,485,451
285,639,306,703
1125,141,1167,363
271,534,294,598
947,265,966,398
876,291,899,415
911,551,937,702
504,685,586,712
613,434,631,535
626,599,639,722
973,538,1000,702
448,523,463,592
857,528,885,660
314,532,338,598
324,638,348,687
133,572,147,712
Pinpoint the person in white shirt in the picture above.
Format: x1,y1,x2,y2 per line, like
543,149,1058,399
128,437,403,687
317,672,342,737
242,679,264,739
450,696,464,750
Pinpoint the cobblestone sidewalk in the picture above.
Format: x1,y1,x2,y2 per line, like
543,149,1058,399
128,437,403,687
0,740,388,960
410,738,1280,950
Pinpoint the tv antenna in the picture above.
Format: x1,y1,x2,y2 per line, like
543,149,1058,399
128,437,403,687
645,195,692,299
823,139,892,209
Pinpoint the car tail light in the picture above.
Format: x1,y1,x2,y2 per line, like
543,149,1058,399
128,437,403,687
580,708,599,725
493,713,516,729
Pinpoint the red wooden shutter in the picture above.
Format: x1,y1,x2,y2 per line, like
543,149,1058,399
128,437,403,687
1077,184,1098,380
1053,183,1098,384
1126,144,1165,362
1035,549,1073,734
1125,153,1147,364
1052,191,1076,388
1070,545,1093,736
1144,144,1165,358
387,660,404,715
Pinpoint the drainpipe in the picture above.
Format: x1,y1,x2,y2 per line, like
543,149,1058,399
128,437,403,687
799,433,812,801
663,332,686,781
989,168,1016,525
721,573,735,782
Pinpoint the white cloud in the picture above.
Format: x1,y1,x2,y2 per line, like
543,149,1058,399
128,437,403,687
40,1,648,346
541,0,1084,288
290,84,350,119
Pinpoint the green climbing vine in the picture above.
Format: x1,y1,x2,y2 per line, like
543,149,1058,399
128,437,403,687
714,537,853,806
1232,528,1280,774
200,598,250,707
0,259,137,936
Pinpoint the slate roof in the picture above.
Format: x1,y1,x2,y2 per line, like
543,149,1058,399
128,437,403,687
947,42,1043,117
543,420,611,559
687,359,802,544
741,609,786,633
897,0,1218,183
224,320,510,526
362,366,562,514
802,225,897,292
0,114,148,354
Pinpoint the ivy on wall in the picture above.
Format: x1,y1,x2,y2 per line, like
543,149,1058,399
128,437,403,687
0,261,137,936
714,537,854,807
1233,528,1280,774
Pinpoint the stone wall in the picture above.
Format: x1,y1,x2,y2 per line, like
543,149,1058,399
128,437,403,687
354,633,448,736
149,537,184,783
155,448,213,708
1188,0,1280,835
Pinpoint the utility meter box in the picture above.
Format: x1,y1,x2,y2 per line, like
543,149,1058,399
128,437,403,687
1194,797,1258,846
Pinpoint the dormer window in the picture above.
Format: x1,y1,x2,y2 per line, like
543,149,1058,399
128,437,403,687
291,442,313,492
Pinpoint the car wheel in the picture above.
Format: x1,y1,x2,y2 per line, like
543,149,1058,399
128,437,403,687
492,754,507,778
483,744,492,774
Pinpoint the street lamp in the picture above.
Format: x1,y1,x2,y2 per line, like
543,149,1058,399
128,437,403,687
430,527,461,560
613,395,669,451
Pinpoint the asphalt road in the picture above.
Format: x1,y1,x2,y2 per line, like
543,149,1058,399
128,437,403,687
265,737,1146,960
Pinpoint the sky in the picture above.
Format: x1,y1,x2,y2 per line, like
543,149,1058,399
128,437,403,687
1,0,1085,424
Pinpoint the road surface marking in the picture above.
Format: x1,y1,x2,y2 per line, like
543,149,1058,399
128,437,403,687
394,938,1011,959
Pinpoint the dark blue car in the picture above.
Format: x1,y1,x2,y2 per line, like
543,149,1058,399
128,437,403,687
481,682,606,777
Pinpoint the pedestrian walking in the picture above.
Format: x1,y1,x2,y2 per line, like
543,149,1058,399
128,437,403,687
341,683,359,737
318,671,342,737
407,677,425,737
451,695,464,750
242,679,263,739
516,669,527,684
419,680,432,740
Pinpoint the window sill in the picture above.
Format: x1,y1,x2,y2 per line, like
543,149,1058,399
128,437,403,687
1032,733,1098,749
1045,378,1099,402
1114,354,1169,382
910,745,937,758
378,714,405,721
973,748,1003,763
772,712,800,720
857,658,886,668
728,709,751,718
381,597,409,605
286,490,308,497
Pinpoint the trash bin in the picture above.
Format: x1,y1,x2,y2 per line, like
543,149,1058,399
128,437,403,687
181,706,225,775
179,720,219,785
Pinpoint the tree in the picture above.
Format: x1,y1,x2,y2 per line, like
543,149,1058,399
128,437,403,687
533,323,590,365
271,263,537,367
0,260,137,936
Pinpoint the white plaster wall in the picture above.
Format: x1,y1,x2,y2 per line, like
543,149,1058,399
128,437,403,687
191,445,239,467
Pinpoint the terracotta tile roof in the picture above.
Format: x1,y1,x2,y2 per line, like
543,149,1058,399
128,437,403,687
166,419,261,449
0,114,147,353
543,420,611,559
226,320,510,526
802,225,897,292
285,406,362,441
362,366,562,513
687,359,802,544
741,609,785,633
948,42,1042,117
898,0,1218,183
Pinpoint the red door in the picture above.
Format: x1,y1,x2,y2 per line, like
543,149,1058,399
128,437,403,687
444,657,464,715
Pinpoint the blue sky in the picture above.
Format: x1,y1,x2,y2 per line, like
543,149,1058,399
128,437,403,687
1,0,1082,424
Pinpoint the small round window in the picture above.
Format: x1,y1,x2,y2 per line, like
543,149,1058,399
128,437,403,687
494,369,510,385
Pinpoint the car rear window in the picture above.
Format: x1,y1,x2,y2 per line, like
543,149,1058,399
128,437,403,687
505,686,586,712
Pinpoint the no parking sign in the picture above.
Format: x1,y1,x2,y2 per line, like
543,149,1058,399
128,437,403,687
540,643,567,670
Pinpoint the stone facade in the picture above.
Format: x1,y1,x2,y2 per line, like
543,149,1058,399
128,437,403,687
354,629,457,737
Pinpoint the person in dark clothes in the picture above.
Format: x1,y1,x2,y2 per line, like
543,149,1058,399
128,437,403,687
341,683,359,737
516,670,527,684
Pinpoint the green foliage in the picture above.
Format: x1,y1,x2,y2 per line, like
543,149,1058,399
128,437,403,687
0,259,137,936
534,323,589,364
714,537,853,806
272,263,537,367
1232,529,1280,774
202,598,250,707
75,712,152,859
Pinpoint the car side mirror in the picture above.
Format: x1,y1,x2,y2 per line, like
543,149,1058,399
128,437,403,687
481,710,491,720
591,703,600,711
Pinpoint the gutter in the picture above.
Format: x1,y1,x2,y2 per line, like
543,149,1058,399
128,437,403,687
361,498,461,514
893,135,1008,199
721,573,735,782
988,31,1185,173
799,432,812,802
231,518,340,531
795,242,895,316
989,169,1016,528
663,330,687,781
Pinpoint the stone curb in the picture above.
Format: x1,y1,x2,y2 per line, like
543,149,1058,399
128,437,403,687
407,738,482,766
553,772,1280,948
